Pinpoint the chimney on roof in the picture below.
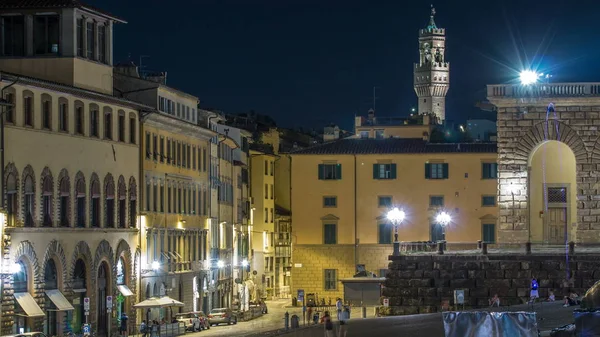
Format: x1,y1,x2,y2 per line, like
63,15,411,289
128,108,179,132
114,61,140,78
145,71,168,85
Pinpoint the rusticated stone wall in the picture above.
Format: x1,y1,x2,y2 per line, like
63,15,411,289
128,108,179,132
383,253,598,315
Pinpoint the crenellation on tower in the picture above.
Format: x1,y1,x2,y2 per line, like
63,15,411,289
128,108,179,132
414,5,450,122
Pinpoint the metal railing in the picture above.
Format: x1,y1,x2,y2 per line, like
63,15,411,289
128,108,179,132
487,83,600,98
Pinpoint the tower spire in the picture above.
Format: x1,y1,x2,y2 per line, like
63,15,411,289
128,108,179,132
427,4,437,31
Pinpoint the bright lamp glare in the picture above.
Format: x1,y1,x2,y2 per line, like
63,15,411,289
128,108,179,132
151,261,160,271
241,259,249,267
217,260,225,269
520,70,539,85
10,263,21,274
386,207,406,223
436,212,452,226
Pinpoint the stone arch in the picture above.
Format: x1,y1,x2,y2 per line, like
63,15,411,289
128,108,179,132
4,163,19,225
13,240,40,283
69,241,93,288
115,239,132,283
93,240,115,281
515,120,588,165
590,137,600,163
40,166,54,227
57,169,71,227
21,164,35,226
42,240,68,290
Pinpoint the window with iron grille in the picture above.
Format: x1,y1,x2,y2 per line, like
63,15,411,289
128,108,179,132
323,196,337,207
482,163,498,179
429,195,444,207
547,187,567,203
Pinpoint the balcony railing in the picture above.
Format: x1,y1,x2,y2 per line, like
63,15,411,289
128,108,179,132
487,83,600,99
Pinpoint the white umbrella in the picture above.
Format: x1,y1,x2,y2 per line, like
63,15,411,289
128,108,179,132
133,296,184,309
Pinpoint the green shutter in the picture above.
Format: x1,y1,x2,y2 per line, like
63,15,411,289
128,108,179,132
425,163,431,179
443,163,449,179
318,164,324,180
336,164,342,180
391,164,397,179
373,164,379,179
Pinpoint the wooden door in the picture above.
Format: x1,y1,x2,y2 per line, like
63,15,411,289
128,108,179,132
546,208,567,244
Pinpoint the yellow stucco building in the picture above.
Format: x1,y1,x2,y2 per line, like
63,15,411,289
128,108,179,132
289,115,498,302
0,1,142,335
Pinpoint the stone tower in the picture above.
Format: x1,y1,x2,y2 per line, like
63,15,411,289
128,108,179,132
413,5,450,122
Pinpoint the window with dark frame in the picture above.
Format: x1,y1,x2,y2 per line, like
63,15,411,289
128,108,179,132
378,196,392,208
318,164,342,180
42,99,51,129
98,25,106,63
324,269,337,290
33,15,59,55
76,105,84,134
118,113,125,142
24,95,33,127
104,110,112,139
86,22,94,59
482,223,496,243
4,92,15,123
429,196,444,207
129,116,136,144
76,18,83,57
324,224,337,244
145,133,151,159
160,137,165,162
482,195,496,206
2,15,25,56
90,108,99,137
167,139,172,164
59,102,68,132
153,135,158,161
425,163,448,179
482,163,498,179
373,163,396,179
378,223,392,244
323,196,337,207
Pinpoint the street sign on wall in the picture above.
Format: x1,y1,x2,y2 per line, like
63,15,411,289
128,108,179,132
107,295,113,309
297,289,304,303
83,297,90,311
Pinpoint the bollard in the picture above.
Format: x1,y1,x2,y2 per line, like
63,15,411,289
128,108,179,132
437,241,444,255
284,311,289,330
482,242,488,255
526,241,532,255
361,307,367,318
569,241,575,255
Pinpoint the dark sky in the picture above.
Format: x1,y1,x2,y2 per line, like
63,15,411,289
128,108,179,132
89,0,600,130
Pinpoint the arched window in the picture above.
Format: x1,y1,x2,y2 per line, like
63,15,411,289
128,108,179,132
75,100,85,135
6,171,18,227
23,90,34,127
24,174,34,227
41,93,52,130
13,261,27,292
3,87,16,124
44,259,57,290
90,104,99,138
58,97,69,132
75,173,86,227
59,174,70,227
42,170,54,227
129,177,137,228
118,176,126,228
105,174,115,228
91,175,100,227
103,107,113,140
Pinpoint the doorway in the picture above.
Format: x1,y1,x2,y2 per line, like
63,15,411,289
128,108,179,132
546,207,567,244
430,223,445,242
97,262,109,337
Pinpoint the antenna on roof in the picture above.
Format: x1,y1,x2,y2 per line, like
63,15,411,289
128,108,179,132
139,55,150,77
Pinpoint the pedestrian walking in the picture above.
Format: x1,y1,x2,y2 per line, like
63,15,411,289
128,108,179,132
336,298,343,321
338,306,350,337
321,311,334,337
120,312,128,336
139,320,147,337
529,277,539,304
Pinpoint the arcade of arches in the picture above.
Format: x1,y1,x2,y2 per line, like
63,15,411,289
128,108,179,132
2,240,135,337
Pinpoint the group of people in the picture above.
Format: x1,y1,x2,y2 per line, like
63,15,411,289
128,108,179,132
488,277,582,308
319,298,350,337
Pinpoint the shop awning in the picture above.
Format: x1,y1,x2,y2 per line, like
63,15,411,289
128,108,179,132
46,289,74,311
133,296,184,309
14,292,45,317
118,285,134,297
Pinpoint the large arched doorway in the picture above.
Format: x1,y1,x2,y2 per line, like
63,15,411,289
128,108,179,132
116,256,133,333
44,259,58,336
13,260,44,333
71,259,87,334
529,140,577,243
97,262,110,337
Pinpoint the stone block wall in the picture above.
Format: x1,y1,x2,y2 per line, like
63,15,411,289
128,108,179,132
383,253,598,315
493,102,600,243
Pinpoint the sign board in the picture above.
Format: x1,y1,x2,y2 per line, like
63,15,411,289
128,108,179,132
383,298,389,307
297,289,305,303
83,324,90,337
454,290,465,305
107,295,113,309
83,297,90,311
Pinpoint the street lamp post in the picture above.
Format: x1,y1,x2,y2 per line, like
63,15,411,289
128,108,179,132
386,207,406,256
240,259,248,312
435,211,452,254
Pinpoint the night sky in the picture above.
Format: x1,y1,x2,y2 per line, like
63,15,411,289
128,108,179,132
89,0,600,130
